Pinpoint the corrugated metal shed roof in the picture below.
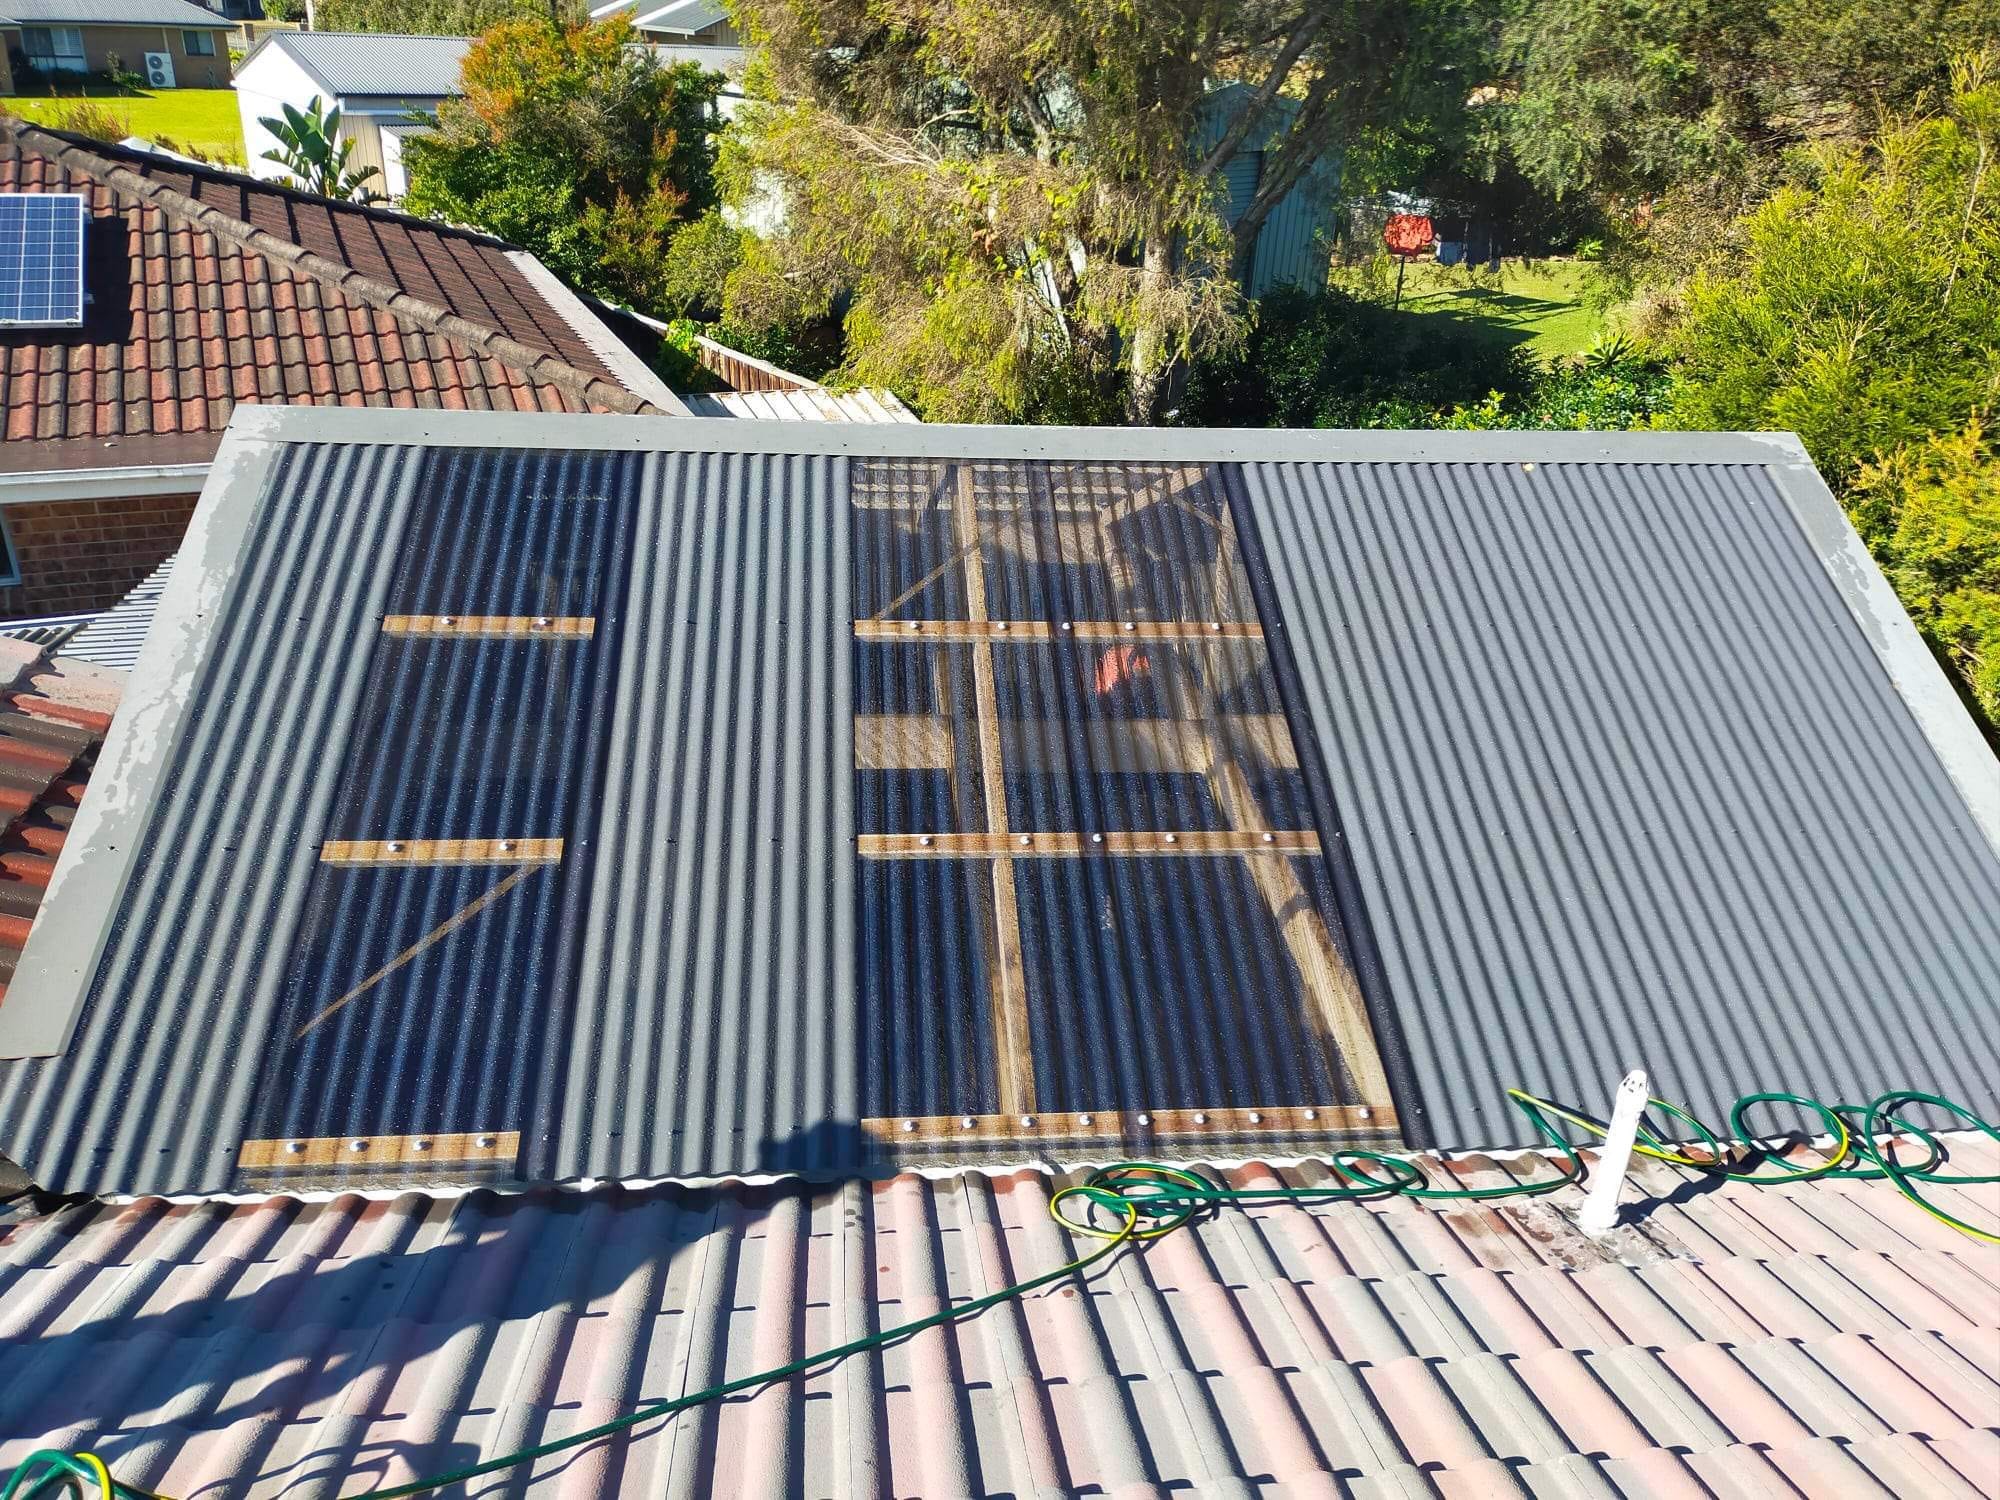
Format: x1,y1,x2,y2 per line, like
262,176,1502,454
54,554,170,672
0,414,1994,1200
247,32,473,101
1,1143,1995,1497
684,386,918,422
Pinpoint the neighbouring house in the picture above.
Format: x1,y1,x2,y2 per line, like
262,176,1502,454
0,0,234,94
0,413,1994,1495
0,115,685,620
233,31,469,201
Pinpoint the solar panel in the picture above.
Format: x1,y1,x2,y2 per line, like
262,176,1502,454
0,194,87,328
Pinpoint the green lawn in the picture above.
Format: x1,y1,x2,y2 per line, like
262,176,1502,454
1393,259,1607,362
8,88,245,163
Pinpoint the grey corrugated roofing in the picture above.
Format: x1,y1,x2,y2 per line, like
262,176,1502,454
0,413,1994,1200
57,553,171,671
1,1142,1996,1497
248,32,472,100
0,0,231,24
684,386,918,421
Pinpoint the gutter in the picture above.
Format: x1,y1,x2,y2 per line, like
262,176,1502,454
0,463,210,505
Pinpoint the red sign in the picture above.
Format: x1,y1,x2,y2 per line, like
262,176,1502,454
1383,213,1436,258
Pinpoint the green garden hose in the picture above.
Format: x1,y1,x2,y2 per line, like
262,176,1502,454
5,1084,1994,1500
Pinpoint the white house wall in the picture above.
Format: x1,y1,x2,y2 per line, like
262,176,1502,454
233,44,328,184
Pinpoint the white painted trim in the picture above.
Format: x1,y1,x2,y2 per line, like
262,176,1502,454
0,463,210,506
502,250,693,416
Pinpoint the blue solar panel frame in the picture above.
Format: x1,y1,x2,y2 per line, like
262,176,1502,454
0,193,87,329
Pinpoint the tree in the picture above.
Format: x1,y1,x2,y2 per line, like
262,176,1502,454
401,17,722,311
259,97,382,203
1666,54,2000,727
315,0,584,32
720,0,1484,423
1492,0,2000,214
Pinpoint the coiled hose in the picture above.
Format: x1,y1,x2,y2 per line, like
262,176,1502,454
6,1085,1994,1500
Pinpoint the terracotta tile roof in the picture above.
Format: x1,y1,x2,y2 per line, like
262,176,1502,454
0,1145,1993,1497
0,638,116,1005
0,120,671,457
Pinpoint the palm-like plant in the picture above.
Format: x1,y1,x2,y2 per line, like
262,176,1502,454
259,96,382,204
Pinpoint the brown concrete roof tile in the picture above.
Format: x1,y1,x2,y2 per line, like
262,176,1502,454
0,118,660,459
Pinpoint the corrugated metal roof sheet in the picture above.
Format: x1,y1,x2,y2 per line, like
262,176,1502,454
0,0,231,25
1235,459,2000,1148
684,386,918,422
250,32,473,100
0,415,1994,1200
55,554,170,672
0,1141,1995,1497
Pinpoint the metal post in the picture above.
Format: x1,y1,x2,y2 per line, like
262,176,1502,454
1578,1068,1649,1235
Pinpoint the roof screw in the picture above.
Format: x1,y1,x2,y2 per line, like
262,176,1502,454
1247,1111,1263,1124
534,617,551,628
285,1141,305,1154
1209,622,1221,632
907,619,921,630
995,620,1008,631
919,835,933,847
1163,833,1178,845
1356,1106,1371,1121
1193,1111,1207,1125
440,615,455,627
960,1116,976,1129
1090,832,1103,844
1020,1115,1035,1128
412,1139,431,1151
1077,1113,1092,1126
1122,621,1135,632
348,1139,367,1152
901,1119,917,1133
1261,832,1274,843
1302,1108,1318,1122
498,840,514,853
1521,461,1537,473
1018,834,1031,846
476,1135,497,1149
1060,622,1073,632
386,840,403,853
1136,1112,1152,1127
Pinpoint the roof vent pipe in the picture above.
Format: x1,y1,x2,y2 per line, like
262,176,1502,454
1577,1068,1648,1235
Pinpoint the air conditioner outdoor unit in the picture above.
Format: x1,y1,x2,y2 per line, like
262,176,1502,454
143,52,174,88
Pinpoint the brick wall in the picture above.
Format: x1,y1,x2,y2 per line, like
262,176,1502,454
0,492,197,619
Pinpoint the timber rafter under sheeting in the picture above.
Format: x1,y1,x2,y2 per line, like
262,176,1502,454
1,412,1996,1197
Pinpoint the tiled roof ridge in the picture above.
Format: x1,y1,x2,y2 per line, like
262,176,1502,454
0,119,655,416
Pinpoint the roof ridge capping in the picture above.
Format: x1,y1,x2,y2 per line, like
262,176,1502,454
0,118,658,416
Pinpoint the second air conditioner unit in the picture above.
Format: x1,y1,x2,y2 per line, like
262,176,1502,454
143,52,174,88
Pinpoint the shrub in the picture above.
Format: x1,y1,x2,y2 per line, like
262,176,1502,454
39,100,132,143
1180,285,1537,429
1437,360,1673,431
1850,419,2000,730
1663,54,2000,489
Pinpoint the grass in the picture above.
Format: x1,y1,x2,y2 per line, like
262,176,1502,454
7,87,245,163
1391,259,1608,362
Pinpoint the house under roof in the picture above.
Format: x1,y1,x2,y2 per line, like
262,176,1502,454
0,411,1993,1201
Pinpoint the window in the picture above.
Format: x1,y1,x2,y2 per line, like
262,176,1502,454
182,30,216,56
0,514,22,589
21,27,87,73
